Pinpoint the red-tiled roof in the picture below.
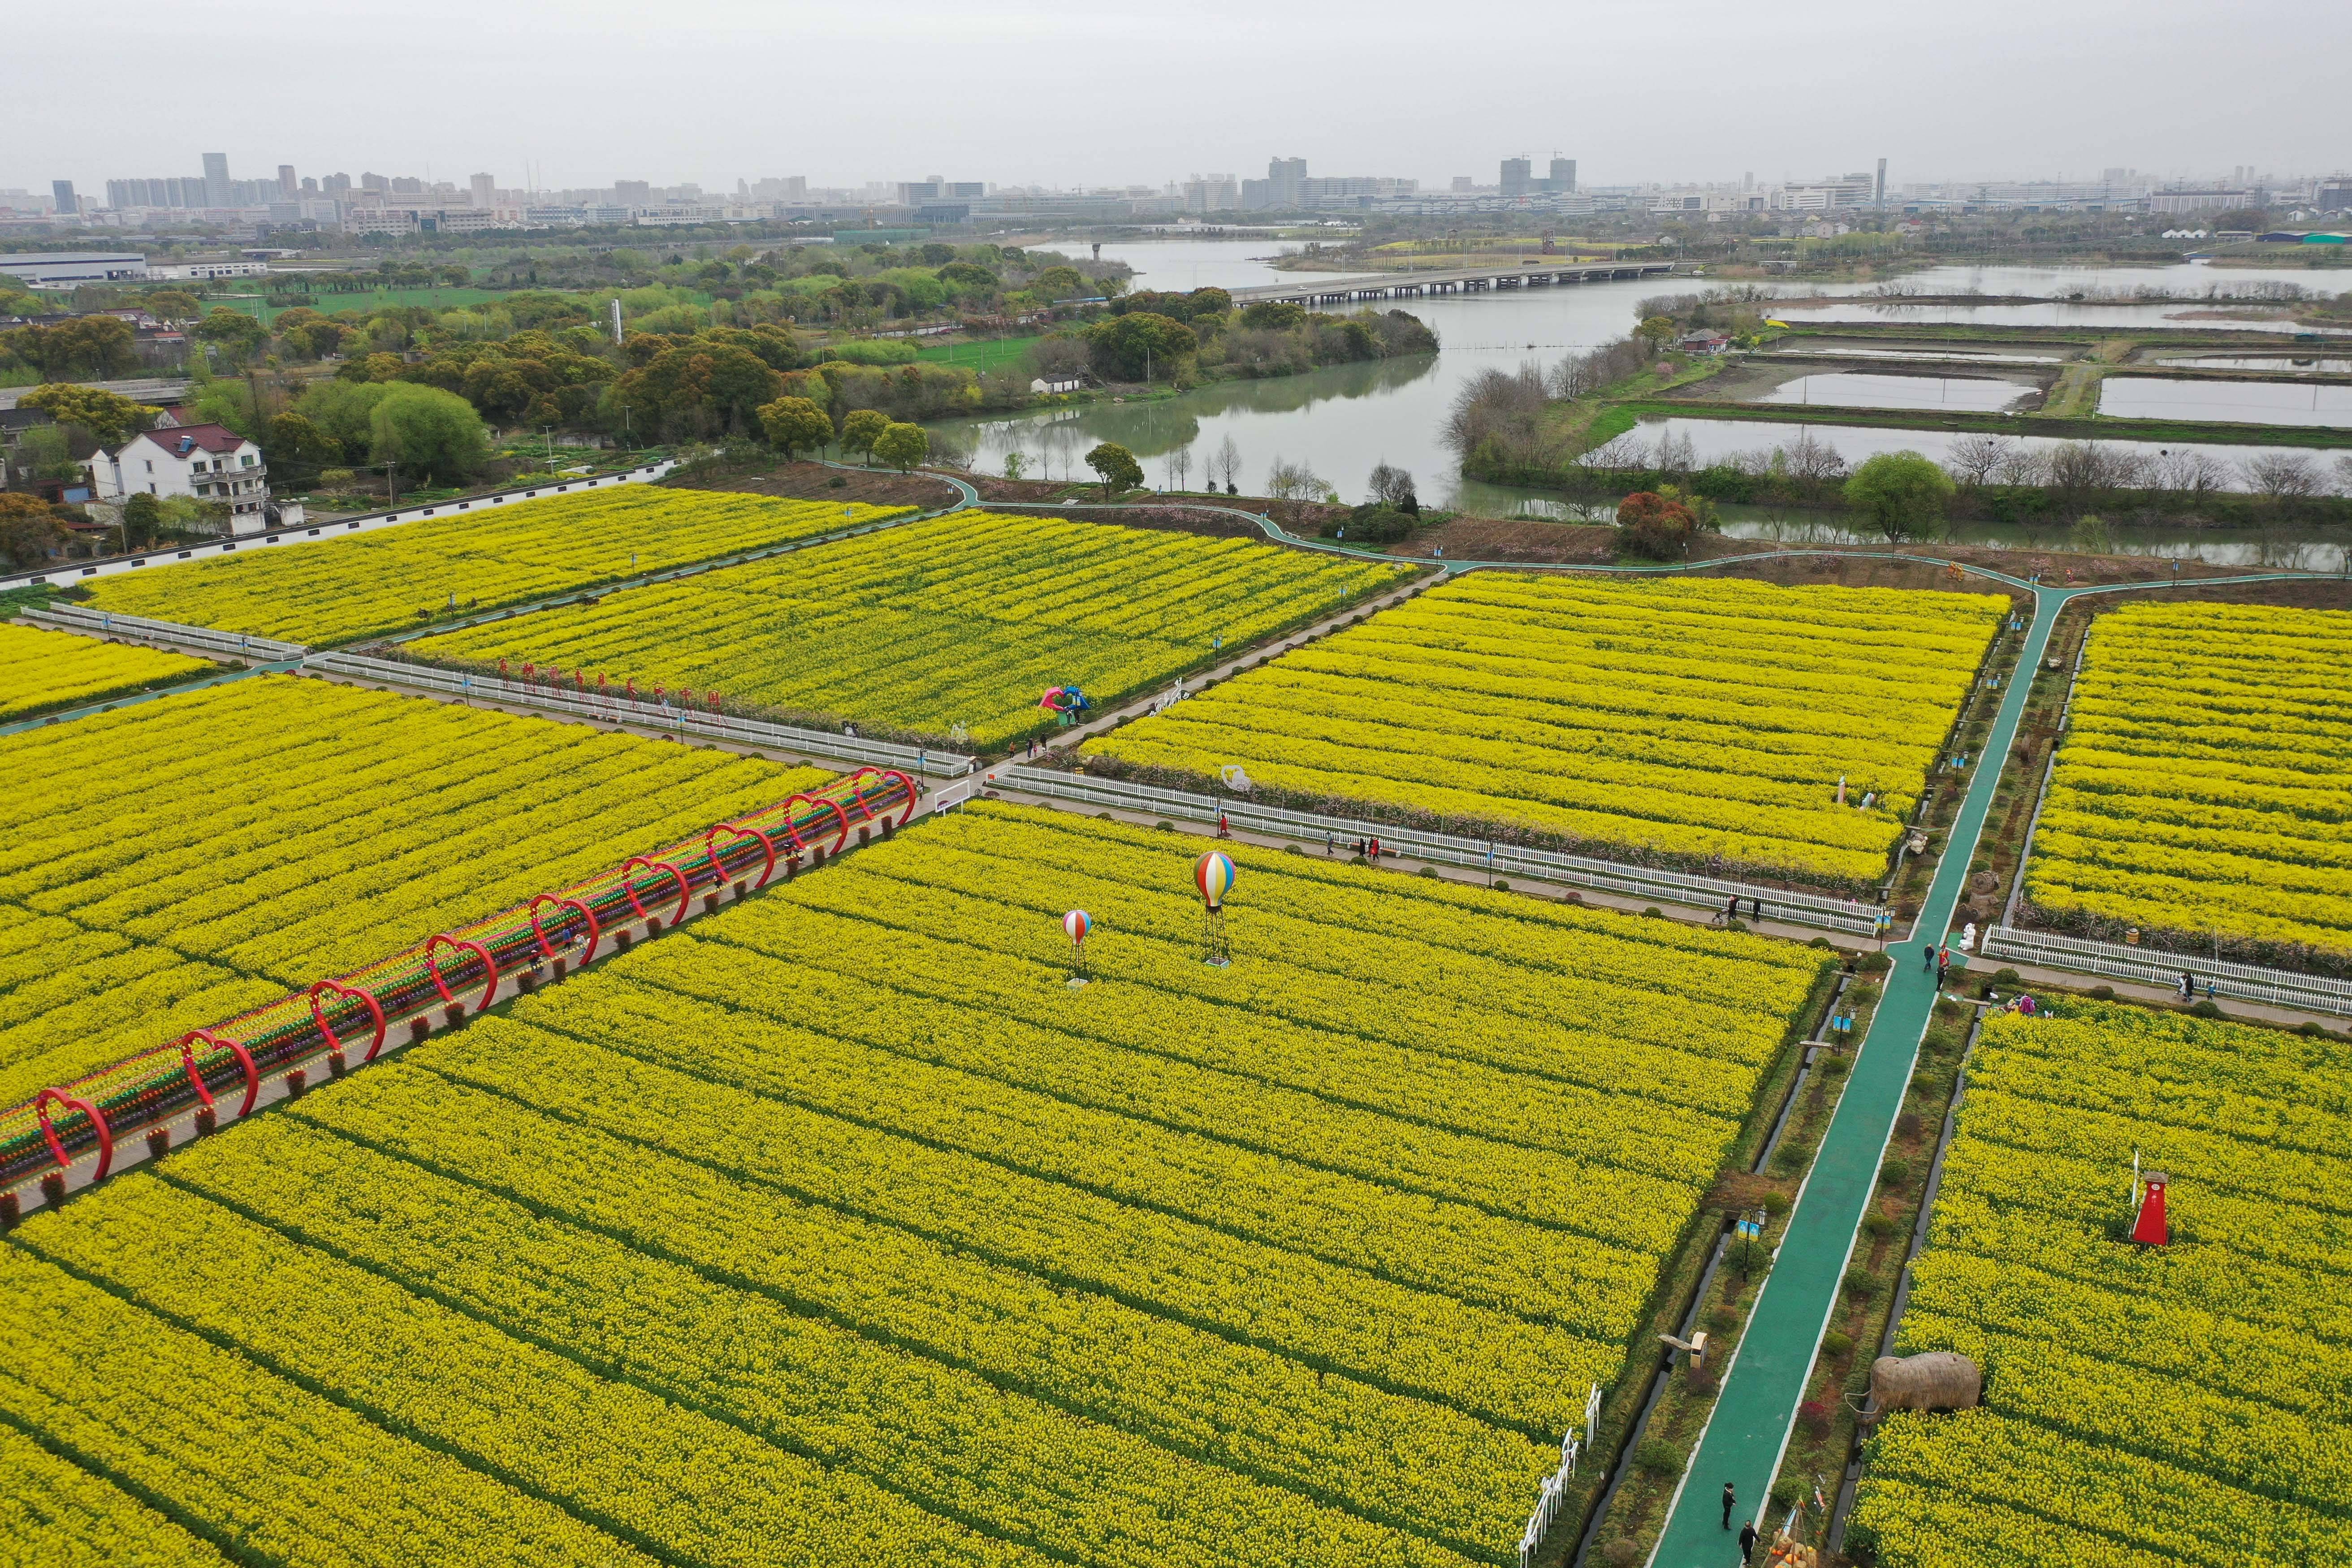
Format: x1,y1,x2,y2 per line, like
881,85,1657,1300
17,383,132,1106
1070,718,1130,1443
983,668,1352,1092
132,423,250,456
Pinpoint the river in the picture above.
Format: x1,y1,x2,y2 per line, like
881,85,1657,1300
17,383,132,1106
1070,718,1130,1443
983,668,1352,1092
926,244,2352,544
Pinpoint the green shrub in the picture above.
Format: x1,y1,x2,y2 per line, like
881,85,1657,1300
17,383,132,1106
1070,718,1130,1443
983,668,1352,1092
1861,1210,1896,1239
1821,1330,1855,1359
1843,1269,1881,1302
1879,1157,1912,1189
2191,998,2222,1018
1632,1438,1685,1477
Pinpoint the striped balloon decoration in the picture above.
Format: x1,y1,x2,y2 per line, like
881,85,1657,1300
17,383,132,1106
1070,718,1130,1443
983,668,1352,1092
1063,909,1092,945
1194,851,1236,911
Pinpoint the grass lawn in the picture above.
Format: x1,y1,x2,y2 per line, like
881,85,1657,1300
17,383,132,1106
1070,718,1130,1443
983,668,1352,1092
208,286,514,324
915,333,1041,373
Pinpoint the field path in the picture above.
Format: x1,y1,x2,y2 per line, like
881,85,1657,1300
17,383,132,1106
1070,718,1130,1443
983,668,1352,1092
1643,567,2313,1564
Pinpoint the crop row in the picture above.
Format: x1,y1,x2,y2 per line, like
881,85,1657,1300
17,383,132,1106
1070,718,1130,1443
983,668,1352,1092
412,511,1406,748
0,675,827,1104
264,1058,1549,1553
1855,1409,2352,1568
0,1245,653,1568
1084,573,2001,883
0,1416,232,1568
959,800,1823,1006
2028,600,2352,956
150,1108,1483,1568
527,954,1658,1330
408,1016,1612,1435
79,486,911,646
17,1170,1061,1568
0,624,211,725
1854,999,2352,1565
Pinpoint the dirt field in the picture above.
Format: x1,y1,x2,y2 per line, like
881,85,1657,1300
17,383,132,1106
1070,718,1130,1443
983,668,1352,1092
1395,513,2298,587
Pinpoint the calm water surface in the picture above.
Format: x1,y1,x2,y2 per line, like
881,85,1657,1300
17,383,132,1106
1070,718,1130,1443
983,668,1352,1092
1756,373,2032,412
2097,377,2352,426
925,258,2352,511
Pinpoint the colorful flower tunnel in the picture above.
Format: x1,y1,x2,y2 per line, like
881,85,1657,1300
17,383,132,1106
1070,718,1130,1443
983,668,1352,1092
0,767,918,1197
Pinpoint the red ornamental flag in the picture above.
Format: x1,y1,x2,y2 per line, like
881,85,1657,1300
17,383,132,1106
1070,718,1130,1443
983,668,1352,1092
2132,1173,2170,1245
523,663,536,682
708,691,722,712
498,659,509,677
626,678,637,700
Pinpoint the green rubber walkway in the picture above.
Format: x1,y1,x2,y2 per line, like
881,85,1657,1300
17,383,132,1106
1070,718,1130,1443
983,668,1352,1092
1647,583,2061,1563
1645,568,2320,1562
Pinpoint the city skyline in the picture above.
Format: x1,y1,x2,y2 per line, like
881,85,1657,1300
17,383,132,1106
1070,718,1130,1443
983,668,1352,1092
6,0,2348,196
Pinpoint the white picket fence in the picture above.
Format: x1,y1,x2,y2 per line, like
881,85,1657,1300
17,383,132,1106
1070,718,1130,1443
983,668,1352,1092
24,604,305,662
306,651,976,777
1518,1384,1603,1568
994,767,1884,936
1980,925,2352,1016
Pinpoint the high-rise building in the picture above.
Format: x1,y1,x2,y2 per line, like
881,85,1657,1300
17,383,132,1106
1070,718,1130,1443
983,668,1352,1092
614,179,652,204
51,180,78,217
1875,157,1887,207
361,172,391,193
1549,157,1576,193
470,172,497,207
203,152,230,207
324,173,352,197
278,164,297,197
1451,176,1475,193
1500,157,1531,198
1267,156,1306,208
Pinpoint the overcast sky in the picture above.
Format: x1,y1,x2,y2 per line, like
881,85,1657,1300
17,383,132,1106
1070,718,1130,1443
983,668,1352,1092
10,0,2348,194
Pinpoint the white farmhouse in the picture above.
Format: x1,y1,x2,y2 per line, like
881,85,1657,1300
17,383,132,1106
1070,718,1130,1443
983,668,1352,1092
86,423,274,534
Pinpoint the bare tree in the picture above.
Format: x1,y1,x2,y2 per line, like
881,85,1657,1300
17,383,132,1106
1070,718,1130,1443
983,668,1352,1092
2243,451,2321,501
1265,457,1324,501
1654,428,1698,477
1443,363,1548,462
2334,453,2352,498
1780,429,1847,485
1577,433,1651,472
1209,434,1242,492
1946,434,2011,489
1367,461,1418,510
1994,445,2051,487
1167,445,1193,491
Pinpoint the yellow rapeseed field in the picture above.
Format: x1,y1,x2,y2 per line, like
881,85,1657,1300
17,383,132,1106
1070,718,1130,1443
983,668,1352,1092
3,802,1828,1567
1850,999,2352,1566
79,485,908,646
0,674,827,1106
1084,572,2003,886
410,510,1408,749
2024,600,2352,959
0,622,211,724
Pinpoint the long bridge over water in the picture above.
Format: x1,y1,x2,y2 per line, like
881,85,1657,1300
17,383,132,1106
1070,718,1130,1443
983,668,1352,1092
1227,259,1686,307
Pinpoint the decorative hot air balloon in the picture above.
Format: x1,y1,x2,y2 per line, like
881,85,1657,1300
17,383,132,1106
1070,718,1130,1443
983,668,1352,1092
1195,851,1235,911
1063,909,1091,945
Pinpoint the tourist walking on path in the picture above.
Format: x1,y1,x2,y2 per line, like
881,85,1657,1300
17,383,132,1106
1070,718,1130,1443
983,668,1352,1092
1923,942,1937,972
1739,1520,1759,1564
1721,1482,1736,1530
2179,971,2195,1003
